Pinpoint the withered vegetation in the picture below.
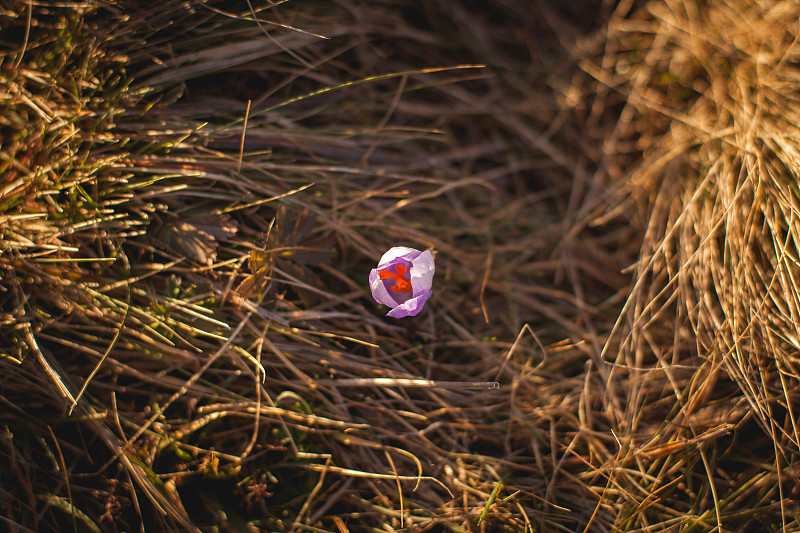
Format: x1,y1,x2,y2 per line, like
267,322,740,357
1,0,799,531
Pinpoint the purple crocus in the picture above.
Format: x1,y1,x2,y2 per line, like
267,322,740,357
369,247,435,318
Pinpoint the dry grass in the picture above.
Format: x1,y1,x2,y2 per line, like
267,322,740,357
594,1,800,531
1,0,799,531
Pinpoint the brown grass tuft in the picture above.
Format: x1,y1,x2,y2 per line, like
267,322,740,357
596,0,800,530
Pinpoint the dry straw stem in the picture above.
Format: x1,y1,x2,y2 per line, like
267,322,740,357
1,0,796,532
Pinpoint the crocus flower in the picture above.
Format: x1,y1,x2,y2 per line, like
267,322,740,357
369,247,434,318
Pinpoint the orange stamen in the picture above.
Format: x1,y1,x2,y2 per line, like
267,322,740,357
378,264,413,293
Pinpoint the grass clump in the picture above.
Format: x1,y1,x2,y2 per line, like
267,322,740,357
2,0,800,532
594,0,800,530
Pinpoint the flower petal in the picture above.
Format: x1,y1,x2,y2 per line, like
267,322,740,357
377,246,421,267
369,268,400,307
409,250,435,296
386,290,431,318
